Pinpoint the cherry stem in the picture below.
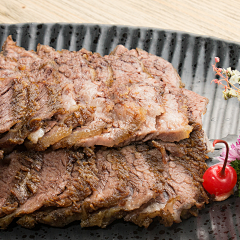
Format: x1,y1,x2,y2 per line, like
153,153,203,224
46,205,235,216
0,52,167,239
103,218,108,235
213,139,229,177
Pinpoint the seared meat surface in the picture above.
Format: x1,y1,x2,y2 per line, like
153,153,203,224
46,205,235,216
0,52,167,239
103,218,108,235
0,36,208,153
0,129,209,229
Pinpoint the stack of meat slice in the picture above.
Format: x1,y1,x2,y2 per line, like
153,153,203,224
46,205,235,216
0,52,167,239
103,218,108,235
0,36,212,229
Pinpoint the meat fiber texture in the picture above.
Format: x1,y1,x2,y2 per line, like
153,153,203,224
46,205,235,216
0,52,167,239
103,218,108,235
0,129,209,229
0,36,212,230
0,36,209,153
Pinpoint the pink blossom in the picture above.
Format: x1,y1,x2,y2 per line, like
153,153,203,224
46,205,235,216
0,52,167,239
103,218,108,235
216,135,240,164
213,79,219,84
215,57,220,63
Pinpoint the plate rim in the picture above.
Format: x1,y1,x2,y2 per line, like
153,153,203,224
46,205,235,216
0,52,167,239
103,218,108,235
1,22,240,47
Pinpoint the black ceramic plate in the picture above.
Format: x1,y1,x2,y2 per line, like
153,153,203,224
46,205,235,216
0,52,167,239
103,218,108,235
0,23,240,240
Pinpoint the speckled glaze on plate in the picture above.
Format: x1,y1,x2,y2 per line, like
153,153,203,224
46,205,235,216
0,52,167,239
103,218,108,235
0,23,240,240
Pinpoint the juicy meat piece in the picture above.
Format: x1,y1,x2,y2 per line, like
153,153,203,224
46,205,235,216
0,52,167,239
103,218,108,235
0,129,209,229
0,36,209,152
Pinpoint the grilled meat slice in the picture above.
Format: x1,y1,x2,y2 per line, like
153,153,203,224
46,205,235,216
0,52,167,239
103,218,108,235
0,129,209,229
0,37,63,153
0,36,208,153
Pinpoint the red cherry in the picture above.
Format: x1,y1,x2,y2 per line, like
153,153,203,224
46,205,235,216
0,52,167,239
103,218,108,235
202,164,237,196
203,139,237,197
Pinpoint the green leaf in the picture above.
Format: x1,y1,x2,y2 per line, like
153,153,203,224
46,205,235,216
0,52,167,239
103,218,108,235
230,160,240,197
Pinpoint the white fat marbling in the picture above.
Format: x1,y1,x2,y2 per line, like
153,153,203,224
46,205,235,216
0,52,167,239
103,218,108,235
62,94,77,111
28,128,45,144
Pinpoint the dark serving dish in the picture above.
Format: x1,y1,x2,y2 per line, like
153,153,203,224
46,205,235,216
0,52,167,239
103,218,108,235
0,23,240,240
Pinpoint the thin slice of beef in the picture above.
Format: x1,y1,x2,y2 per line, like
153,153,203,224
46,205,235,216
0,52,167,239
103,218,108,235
0,53,25,134
0,37,64,152
37,43,207,148
0,36,209,153
0,129,209,229
37,44,155,148
111,45,185,88
2,39,115,151
110,45,209,131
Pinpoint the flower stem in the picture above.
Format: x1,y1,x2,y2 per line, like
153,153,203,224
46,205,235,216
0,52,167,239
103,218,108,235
213,139,229,177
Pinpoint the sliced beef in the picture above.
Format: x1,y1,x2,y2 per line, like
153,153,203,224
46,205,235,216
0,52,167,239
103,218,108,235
0,53,24,134
0,129,209,229
181,88,209,128
111,45,184,88
110,45,208,132
36,45,115,150
0,36,64,152
0,36,209,153
37,43,207,148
